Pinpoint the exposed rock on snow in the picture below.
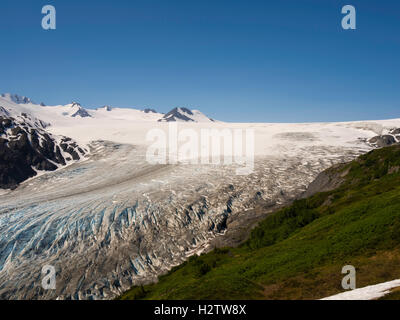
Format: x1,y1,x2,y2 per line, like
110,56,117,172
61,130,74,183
70,103,92,118
368,135,396,147
368,130,399,147
97,106,113,112
143,108,158,114
158,107,214,122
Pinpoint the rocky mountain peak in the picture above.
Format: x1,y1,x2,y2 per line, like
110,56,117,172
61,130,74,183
158,107,213,122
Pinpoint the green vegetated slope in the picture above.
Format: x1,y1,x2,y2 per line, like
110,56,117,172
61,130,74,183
119,145,400,300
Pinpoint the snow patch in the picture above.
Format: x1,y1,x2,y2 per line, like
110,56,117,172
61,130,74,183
321,279,400,300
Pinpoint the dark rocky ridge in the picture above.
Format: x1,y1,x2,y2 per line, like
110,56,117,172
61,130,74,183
0,111,86,189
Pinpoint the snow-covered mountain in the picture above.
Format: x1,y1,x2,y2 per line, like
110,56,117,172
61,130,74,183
158,107,215,122
0,94,215,123
0,97,88,189
1,93,36,105
69,102,92,118
0,94,218,190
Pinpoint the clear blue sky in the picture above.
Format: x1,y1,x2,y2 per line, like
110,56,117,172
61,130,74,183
0,0,399,122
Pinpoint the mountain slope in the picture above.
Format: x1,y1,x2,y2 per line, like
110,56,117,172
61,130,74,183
119,144,400,300
0,99,87,189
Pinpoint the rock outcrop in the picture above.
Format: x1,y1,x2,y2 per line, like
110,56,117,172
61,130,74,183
0,107,87,189
368,129,400,148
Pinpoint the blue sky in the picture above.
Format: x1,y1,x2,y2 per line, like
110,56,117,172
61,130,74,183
0,0,399,122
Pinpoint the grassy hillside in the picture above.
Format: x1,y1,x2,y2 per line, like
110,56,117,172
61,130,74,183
119,145,400,300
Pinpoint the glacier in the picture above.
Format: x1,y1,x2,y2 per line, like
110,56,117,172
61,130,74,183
1,94,400,299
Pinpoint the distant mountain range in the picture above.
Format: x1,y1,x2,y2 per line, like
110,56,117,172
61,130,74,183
1,93,45,106
0,93,215,123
